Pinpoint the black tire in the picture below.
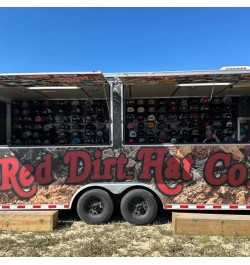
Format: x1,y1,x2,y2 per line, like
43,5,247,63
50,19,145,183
120,189,158,225
77,189,114,224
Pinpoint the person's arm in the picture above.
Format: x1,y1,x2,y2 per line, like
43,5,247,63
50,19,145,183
212,130,220,143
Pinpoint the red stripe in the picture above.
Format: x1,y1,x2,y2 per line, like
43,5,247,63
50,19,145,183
230,205,238,209
17,205,25,209
64,205,70,209
33,205,41,209
2,205,10,209
196,205,205,209
213,205,222,209
180,205,189,209
165,204,172,209
246,205,250,209
48,205,57,209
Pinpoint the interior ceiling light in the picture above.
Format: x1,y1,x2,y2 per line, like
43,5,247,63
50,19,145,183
176,83,232,87
28,86,79,90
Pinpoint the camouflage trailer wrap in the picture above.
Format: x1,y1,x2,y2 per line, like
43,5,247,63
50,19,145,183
1,144,250,207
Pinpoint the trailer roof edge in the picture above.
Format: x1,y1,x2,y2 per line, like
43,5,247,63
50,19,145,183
104,69,250,78
0,71,102,76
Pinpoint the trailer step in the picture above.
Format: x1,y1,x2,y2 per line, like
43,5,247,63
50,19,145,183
0,211,58,232
172,212,250,236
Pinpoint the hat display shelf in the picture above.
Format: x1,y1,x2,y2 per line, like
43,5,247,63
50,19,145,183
11,100,110,145
125,97,237,144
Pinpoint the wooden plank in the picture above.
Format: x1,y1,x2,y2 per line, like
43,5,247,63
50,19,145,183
0,211,58,232
172,212,250,236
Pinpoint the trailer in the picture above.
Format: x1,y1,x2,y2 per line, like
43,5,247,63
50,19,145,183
1,68,250,225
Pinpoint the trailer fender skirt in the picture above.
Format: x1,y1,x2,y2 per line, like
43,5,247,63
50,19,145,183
69,182,166,209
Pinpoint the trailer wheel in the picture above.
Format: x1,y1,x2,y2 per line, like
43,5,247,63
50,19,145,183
120,189,158,225
77,189,114,224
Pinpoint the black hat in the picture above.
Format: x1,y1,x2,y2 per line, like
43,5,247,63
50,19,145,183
157,122,167,129
86,123,96,131
96,114,106,122
148,137,155,143
138,130,145,137
157,107,166,114
138,123,145,129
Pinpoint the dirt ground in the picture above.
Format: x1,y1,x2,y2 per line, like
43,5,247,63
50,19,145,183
1,209,250,257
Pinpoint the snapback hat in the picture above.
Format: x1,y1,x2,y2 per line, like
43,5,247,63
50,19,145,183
129,130,137,138
200,97,210,105
127,122,135,129
137,99,145,105
138,137,146,143
148,106,156,113
147,114,156,121
171,138,177,144
127,99,135,105
147,122,155,128
127,106,135,113
148,99,155,105
137,107,145,113
157,107,166,114
222,97,232,105
127,113,135,121
157,122,167,129
157,114,166,121
138,122,145,129
211,97,221,105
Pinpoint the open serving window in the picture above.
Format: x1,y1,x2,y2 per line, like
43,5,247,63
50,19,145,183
0,72,111,146
120,71,250,145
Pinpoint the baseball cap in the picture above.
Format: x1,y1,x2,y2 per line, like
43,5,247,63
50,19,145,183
147,114,156,121
129,130,137,138
127,106,135,113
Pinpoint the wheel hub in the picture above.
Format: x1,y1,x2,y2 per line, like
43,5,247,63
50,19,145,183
129,197,148,216
85,198,103,216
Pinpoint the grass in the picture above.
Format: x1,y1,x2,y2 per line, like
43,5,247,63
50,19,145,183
0,210,250,257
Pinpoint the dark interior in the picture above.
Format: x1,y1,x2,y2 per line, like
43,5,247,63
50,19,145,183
122,72,250,145
0,73,111,146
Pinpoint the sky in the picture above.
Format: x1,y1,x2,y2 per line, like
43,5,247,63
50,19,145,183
0,7,250,74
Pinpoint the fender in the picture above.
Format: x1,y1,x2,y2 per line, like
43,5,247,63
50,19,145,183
69,182,166,209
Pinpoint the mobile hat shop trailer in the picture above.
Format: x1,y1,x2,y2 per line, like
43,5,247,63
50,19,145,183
1,68,250,225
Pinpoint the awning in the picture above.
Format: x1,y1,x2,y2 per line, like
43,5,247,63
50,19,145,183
0,72,108,87
0,72,109,101
119,71,250,98
118,71,250,85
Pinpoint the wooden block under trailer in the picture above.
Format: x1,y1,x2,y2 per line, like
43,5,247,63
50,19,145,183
0,210,58,232
172,212,250,236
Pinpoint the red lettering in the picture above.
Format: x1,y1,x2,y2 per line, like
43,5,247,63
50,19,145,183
205,152,231,186
155,176,183,196
64,151,91,183
92,152,128,181
0,157,19,190
0,158,37,198
164,156,181,180
137,148,168,180
137,148,182,196
182,154,195,181
15,164,37,198
228,163,248,186
35,154,53,184
92,150,102,180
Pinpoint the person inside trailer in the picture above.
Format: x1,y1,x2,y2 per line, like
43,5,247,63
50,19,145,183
202,126,221,144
